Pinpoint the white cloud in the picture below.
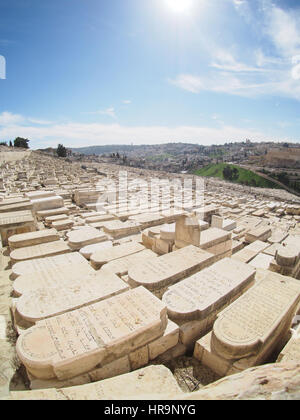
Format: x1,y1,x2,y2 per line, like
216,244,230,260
86,107,117,119
0,112,25,126
169,3,300,101
122,100,131,104
0,111,293,149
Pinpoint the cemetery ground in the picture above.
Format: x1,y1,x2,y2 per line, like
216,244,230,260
0,149,300,400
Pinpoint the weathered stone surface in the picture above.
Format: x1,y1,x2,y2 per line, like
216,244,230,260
277,327,300,363
181,363,300,400
163,258,255,323
31,196,64,212
7,365,183,400
91,241,145,269
245,226,272,243
248,253,274,270
16,287,167,380
175,215,201,248
10,240,71,264
232,240,269,264
79,241,113,260
0,210,36,246
13,263,95,297
8,229,59,249
67,226,108,250
12,252,89,279
101,249,157,276
194,272,300,376
128,245,216,292
15,271,129,325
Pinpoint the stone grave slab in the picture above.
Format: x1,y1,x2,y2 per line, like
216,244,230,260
245,226,272,243
0,210,36,246
51,219,74,231
11,252,89,279
103,220,141,238
232,240,269,264
128,245,216,294
10,240,71,264
79,241,113,260
16,286,168,380
12,262,95,297
8,229,59,249
277,326,300,363
91,241,145,270
162,258,255,347
248,253,274,270
194,272,300,376
8,365,183,400
67,226,108,250
31,196,64,212
15,271,129,326
101,249,158,276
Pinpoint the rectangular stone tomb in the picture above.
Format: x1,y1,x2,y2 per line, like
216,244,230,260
67,227,108,250
162,258,255,347
12,263,96,297
276,326,300,363
7,365,183,400
23,318,180,390
14,271,130,327
79,241,113,260
194,272,300,377
0,210,36,247
199,228,232,257
36,207,70,221
101,249,158,276
128,245,216,293
245,226,272,243
8,229,59,249
91,241,145,269
16,286,167,381
31,196,64,212
102,220,141,238
232,240,269,264
10,240,71,264
11,252,89,279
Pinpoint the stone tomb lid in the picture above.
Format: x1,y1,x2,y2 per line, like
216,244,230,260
0,210,34,227
8,365,183,400
199,228,232,249
13,262,96,297
101,249,158,276
128,245,216,291
162,258,255,322
16,286,167,380
8,229,59,248
12,252,89,278
211,272,300,360
91,241,145,268
16,270,129,323
10,240,71,263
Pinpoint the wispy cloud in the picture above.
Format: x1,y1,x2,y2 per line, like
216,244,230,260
0,111,294,148
122,100,131,104
170,1,300,100
86,107,117,119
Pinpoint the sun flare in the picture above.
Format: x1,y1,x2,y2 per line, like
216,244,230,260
165,0,194,14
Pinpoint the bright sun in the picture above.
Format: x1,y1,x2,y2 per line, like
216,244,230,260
165,0,193,13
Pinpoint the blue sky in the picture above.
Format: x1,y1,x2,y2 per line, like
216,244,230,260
0,0,300,149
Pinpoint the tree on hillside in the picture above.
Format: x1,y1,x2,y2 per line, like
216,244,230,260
14,137,30,148
223,165,233,181
57,144,67,158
